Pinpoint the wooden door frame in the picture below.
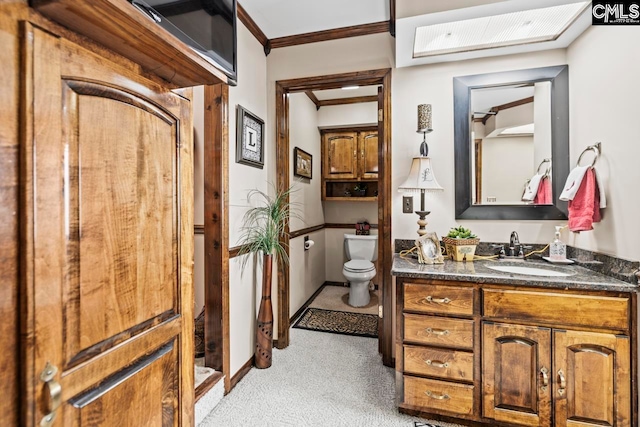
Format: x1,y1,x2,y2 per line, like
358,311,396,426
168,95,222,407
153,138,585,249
275,68,394,366
203,84,231,392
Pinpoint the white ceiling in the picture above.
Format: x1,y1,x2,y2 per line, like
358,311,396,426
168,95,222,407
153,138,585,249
471,85,534,115
239,0,389,39
313,85,380,101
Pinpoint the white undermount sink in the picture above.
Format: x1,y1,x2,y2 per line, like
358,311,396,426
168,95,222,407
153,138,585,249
486,265,574,277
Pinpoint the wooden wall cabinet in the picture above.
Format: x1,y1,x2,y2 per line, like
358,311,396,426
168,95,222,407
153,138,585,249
321,128,378,201
396,278,636,427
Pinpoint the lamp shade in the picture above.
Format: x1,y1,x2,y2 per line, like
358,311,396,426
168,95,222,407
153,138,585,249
398,157,443,193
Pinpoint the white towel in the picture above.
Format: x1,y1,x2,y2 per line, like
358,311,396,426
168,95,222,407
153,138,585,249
560,165,606,208
522,173,544,201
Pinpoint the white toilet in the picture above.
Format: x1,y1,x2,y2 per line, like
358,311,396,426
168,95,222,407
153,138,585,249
342,234,378,307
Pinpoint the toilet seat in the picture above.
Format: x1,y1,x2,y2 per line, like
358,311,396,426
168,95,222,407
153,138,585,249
343,260,375,273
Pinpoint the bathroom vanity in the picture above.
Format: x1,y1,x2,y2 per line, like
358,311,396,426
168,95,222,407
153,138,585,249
393,256,638,427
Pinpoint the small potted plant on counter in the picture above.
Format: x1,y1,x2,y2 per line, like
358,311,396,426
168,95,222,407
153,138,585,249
442,226,480,262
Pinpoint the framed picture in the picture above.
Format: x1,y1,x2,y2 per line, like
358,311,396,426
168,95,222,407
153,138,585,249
415,232,444,265
236,105,264,169
293,147,312,179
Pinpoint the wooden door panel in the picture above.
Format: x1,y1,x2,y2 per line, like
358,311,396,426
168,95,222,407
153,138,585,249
360,131,378,179
324,132,357,179
67,81,178,359
66,341,178,427
483,322,551,426
23,25,193,427
554,330,630,427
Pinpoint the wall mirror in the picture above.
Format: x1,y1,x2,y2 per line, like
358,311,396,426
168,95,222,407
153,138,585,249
453,65,569,220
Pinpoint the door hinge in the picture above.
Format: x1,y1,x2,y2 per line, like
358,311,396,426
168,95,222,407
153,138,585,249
378,109,383,122
378,305,383,318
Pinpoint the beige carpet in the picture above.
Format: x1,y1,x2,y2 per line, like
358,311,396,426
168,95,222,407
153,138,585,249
308,285,379,315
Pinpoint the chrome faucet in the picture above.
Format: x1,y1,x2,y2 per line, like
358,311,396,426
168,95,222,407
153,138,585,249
509,231,520,257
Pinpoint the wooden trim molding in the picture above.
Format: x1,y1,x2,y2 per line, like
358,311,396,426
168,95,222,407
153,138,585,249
390,0,396,37
278,68,389,93
194,371,224,402
480,96,534,124
289,284,327,324
270,21,390,49
228,244,251,259
194,224,204,234
317,95,378,108
237,3,271,55
229,356,254,391
203,84,231,392
305,91,320,110
319,124,378,133
289,224,325,239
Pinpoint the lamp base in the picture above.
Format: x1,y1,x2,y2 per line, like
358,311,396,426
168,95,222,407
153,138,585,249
415,210,430,236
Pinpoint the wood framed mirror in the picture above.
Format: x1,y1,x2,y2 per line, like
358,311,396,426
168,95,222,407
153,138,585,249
453,65,569,220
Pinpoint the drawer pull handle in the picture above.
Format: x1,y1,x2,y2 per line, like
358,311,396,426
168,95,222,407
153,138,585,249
425,296,451,304
425,390,450,400
425,328,449,336
558,369,566,396
426,359,449,368
540,367,549,390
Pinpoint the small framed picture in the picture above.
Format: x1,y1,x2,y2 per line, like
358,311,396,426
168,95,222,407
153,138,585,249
293,147,312,179
236,105,264,169
415,232,445,264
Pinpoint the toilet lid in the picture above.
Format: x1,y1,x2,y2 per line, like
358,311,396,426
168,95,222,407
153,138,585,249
344,260,375,272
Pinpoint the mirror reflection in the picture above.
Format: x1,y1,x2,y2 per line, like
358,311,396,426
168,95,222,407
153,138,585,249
470,82,552,205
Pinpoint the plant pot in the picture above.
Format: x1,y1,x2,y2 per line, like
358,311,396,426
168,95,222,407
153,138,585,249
255,253,273,368
442,236,480,262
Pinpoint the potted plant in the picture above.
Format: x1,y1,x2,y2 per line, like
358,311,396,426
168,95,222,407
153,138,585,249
237,185,296,368
353,183,367,197
442,226,481,262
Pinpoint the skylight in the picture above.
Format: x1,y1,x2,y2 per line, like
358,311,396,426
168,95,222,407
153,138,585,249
413,2,590,58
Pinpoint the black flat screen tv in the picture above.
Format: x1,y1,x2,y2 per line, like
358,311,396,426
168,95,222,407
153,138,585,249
131,0,238,85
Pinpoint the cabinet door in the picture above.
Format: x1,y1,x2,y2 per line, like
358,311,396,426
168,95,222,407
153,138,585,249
324,132,358,179
23,26,193,426
483,323,552,426
554,330,631,427
359,131,378,179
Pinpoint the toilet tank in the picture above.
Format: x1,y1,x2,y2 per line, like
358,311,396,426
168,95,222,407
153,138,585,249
344,234,378,261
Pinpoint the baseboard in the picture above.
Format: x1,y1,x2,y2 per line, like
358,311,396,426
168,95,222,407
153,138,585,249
290,283,327,324
229,356,254,391
195,371,224,403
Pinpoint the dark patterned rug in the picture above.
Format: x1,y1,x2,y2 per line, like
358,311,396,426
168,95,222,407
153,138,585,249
292,308,378,338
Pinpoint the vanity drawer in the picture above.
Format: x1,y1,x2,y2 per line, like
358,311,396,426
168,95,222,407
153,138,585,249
404,314,474,349
404,345,474,382
403,376,474,416
404,283,474,316
483,289,629,331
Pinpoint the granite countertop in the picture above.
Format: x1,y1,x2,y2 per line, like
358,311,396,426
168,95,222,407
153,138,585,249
392,255,638,292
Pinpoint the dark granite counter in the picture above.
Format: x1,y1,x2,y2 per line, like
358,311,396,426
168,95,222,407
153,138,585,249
392,255,638,293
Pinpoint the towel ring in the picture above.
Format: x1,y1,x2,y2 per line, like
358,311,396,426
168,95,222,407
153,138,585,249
577,143,601,168
536,158,551,176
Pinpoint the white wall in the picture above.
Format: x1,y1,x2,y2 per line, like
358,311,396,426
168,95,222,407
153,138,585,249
289,93,324,230
566,26,640,261
481,136,533,203
289,230,326,317
288,93,326,317
317,102,378,128
393,49,569,244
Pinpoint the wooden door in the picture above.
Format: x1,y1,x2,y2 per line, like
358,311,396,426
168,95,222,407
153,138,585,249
323,132,358,179
483,322,552,426
21,25,194,426
359,131,378,179
554,330,631,427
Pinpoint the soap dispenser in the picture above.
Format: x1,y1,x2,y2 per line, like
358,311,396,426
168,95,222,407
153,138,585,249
549,226,567,261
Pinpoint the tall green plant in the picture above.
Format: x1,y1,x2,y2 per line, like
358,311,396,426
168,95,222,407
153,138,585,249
237,185,299,268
